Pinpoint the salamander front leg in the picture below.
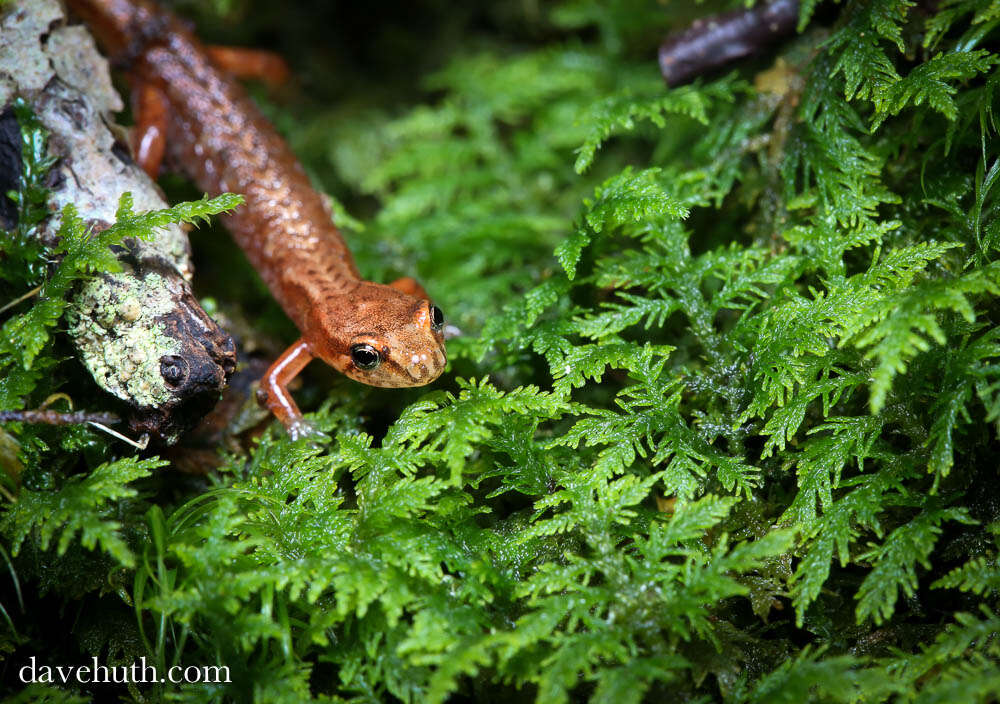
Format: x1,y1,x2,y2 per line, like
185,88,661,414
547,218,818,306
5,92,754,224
131,81,170,179
389,276,429,299
205,46,290,88
258,338,319,440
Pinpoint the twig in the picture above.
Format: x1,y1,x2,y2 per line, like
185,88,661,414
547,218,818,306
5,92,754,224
0,409,151,449
0,409,120,425
0,483,16,504
87,421,150,450
0,285,42,316
39,392,74,410
659,0,800,87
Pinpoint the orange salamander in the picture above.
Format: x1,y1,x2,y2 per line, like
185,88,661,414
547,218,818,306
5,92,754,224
67,0,447,438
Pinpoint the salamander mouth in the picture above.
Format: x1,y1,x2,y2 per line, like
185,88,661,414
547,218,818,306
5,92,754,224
404,345,447,383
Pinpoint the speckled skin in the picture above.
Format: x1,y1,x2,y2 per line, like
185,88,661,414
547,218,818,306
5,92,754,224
68,0,447,433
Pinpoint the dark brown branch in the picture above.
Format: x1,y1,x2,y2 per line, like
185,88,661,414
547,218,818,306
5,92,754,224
659,0,800,87
0,409,120,425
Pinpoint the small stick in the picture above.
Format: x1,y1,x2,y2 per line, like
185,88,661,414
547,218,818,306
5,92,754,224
0,484,16,504
659,0,801,87
0,285,42,316
0,410,151,449
87,421,150,450
0,409,120,425
39,392,74,410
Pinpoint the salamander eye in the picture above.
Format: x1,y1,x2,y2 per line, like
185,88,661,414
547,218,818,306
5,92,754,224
350,343,381,370
430,305,444,331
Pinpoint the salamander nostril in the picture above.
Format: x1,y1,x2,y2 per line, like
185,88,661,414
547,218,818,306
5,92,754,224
430,305,444,331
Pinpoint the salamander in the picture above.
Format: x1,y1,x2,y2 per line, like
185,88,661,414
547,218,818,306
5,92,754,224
66,0,447,438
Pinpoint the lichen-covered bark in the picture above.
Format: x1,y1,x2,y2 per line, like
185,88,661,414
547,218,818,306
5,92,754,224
0,0,235,443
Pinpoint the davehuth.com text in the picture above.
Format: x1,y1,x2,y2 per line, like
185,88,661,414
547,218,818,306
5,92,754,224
18,657,231,685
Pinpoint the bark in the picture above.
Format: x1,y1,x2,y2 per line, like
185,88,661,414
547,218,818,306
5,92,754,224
0,0,235,443
658,0,800,87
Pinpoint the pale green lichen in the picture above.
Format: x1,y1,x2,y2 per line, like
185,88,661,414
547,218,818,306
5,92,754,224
67,272,182,408
1,0,231,426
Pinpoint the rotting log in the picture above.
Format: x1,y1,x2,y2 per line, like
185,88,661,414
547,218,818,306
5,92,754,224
0,0,236,443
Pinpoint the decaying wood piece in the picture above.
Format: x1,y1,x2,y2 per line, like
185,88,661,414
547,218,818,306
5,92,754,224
0,408,120,425
658,0,800,87
0,0,236,443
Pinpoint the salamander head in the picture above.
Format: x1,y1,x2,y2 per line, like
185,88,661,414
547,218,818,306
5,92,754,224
310,282,447,388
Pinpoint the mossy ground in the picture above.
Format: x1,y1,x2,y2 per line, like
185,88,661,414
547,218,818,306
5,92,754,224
3,1,1000,702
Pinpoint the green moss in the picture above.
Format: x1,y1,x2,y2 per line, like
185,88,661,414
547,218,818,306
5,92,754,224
4,0,1000,702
